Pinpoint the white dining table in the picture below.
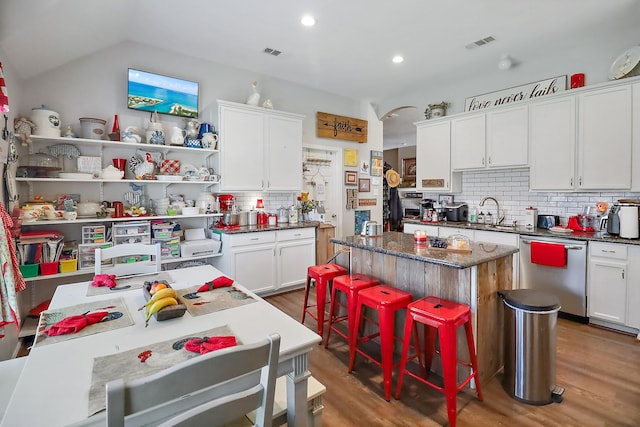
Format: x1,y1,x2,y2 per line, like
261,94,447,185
1,265,320,426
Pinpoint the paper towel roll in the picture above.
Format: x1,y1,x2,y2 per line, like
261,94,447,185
619,206,639,239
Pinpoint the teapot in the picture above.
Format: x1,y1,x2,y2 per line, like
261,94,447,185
170,127,187,145
185,119,200,138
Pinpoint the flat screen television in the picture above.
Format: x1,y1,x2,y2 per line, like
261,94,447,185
127,68,199,118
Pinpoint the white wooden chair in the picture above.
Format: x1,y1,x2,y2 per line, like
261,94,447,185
0,357,27,424
95,243,161,277
101,333,280,427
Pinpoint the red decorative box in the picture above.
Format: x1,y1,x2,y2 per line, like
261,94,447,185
160,159,180,174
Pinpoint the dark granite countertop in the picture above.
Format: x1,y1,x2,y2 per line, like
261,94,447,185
403,219,640,246
212,221,320,235
330,231,519,269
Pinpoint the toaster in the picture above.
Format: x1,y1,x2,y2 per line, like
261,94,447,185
444,203,468,222
537,215,560,229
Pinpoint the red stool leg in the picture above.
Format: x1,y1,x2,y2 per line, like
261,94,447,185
324,282,340,348
348,300,364,372
315,277,328,338
464,320,483,401
378,305,396,401
301,274,312,324
439,323,459,427
394,311,414,399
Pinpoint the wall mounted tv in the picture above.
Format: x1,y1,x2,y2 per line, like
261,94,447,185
127,68,199,118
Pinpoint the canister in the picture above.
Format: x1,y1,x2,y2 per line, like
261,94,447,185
31,106,61,137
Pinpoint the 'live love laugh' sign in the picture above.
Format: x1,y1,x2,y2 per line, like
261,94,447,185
465,75,567,112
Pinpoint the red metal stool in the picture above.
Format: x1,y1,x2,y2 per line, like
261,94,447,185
302,263,347,339
395,296,483,427
324,274,380,348
349,284,414,401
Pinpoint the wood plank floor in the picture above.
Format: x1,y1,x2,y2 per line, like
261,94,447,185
266,289,640,427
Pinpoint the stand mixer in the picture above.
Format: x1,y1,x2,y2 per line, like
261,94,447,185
568,206,596,232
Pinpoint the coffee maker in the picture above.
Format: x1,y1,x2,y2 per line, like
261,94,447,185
419,199,436,219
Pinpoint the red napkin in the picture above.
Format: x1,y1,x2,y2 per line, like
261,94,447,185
196,276,234,293
91,274,117,288
531,241,567,268
45,311,108,336
185,336,237,354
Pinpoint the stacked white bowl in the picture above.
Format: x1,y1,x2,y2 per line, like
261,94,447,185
153,198,170,215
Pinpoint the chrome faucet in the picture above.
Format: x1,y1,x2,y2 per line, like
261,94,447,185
479,196,504,225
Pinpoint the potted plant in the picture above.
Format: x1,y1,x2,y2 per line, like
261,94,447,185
424,102,451,119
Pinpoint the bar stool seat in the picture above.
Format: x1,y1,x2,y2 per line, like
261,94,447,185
395,296,483,427
302,263,347,339
349,284,414,401
324,273,379,349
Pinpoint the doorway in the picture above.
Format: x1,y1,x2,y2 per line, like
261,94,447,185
302,145,342,238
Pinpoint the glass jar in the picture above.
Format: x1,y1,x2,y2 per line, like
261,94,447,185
289,205,299,224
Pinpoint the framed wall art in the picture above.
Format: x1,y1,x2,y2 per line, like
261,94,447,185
358,178,370,192
344,148,358,167
402,157,417,179
370,150,383,177
360,159,369,175
345,170,357,185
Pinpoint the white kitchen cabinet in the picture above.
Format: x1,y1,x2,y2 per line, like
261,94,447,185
588,242,628,325
451,114,486,170
529,96,576,191
213,227,316,295
577,85,632,190
415,120,461,192
629,83,640,191
626,245,640,333
276,228,316,290
486,105,528,168
218,100,304,192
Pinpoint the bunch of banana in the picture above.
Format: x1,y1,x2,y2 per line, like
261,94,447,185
139,287,179,327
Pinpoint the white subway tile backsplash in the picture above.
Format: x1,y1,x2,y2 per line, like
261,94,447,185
425,167,640,226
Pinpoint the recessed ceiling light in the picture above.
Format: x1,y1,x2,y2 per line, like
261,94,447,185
392,55,404,64
301,15,316,27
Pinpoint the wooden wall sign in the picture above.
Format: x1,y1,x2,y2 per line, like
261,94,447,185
358,198,377,206
421,179,445,188
317,112,368,143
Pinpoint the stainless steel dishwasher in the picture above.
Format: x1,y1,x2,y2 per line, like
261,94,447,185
519,236,587,321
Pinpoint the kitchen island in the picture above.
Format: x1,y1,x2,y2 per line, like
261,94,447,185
330,231,519,385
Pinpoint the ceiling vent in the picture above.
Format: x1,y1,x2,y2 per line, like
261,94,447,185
263,48,282,56
465,36,496,50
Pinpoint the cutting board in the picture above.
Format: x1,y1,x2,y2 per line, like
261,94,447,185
427,244,472,253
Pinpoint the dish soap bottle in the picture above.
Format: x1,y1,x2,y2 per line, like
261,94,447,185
477,211,485,224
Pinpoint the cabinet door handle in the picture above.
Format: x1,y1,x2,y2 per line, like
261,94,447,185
482,157,485,166
294,233,301,237
622,270,625,279
601,249,616,254
488,156,492,165
250,238,259,241
570,177,573,187
579,176,582,186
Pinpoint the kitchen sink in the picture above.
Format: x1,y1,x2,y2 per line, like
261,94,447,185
485,225,517,231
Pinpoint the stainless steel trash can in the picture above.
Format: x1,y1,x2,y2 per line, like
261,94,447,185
500,289,563,405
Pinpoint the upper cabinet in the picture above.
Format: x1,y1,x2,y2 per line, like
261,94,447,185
633,83,640,192
529,96,576,191
577,85,632,190
415,120,461,192
218,100,304,192
451,106,528,171
451,114,486,170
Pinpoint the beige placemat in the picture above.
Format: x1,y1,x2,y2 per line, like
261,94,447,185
34,297,134,348
176,285,257,316
88,324,237,416
86,272,174,296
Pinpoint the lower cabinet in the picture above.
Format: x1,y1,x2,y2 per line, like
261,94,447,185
588,242,638,331
214,228,315,295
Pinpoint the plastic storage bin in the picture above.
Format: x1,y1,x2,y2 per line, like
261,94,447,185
82,225,106,244
59,259,78,273
19,264,39,278
79,243,113,270
500,289,563,405
40,261,59,276
152,223,176,240
152,237,180,259
112,221,151,245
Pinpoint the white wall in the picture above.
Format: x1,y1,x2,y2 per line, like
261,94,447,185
17,41,383,237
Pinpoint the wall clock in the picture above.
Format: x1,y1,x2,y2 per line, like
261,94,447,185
609,46,640,80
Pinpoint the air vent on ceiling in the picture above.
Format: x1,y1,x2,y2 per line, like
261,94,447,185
263,48,282,56
465,36,496,50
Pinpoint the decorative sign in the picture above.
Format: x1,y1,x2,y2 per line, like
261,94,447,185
421,179,445,188
317,112,368,143
346,189,358,209
358,178,370,193
345,170,357,185
354,210,371,234
344,148,358,166
358,198,377,206
465,75,567,112
370,150,383,177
